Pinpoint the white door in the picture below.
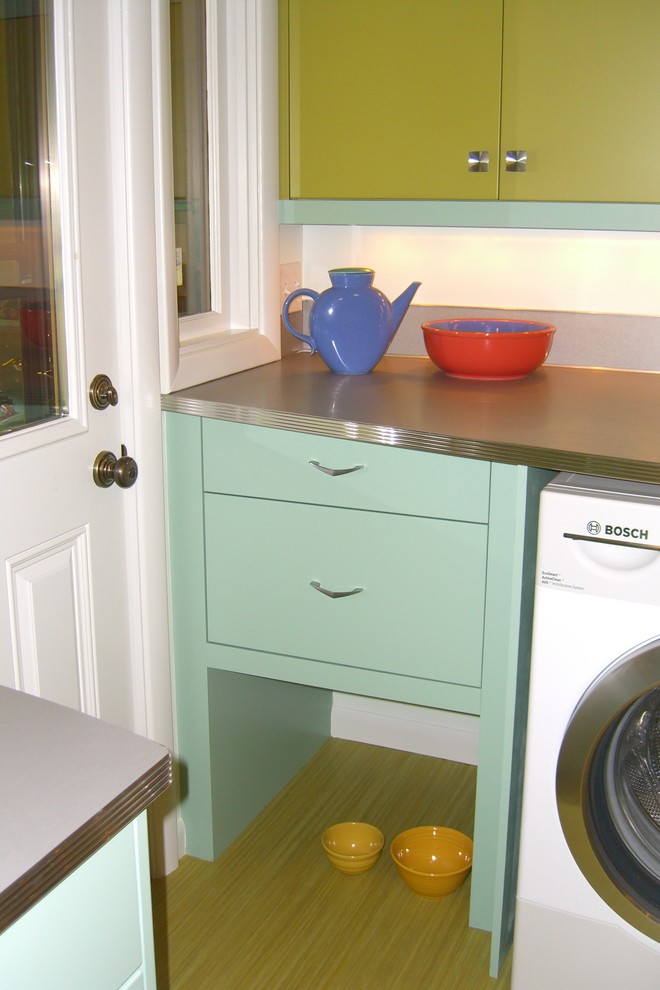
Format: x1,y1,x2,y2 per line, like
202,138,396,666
0,0,176,869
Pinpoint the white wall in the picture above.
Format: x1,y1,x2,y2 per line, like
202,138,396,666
298,226,660,318
331,694,480,765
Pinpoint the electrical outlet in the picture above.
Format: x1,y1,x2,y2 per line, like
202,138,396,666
280,262,302,313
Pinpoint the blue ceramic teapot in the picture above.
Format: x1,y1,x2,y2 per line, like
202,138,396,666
281,268,421,374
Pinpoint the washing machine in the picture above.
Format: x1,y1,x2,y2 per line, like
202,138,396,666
511,472,660,990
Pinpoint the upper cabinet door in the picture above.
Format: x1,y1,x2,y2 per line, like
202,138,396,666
283,0,660,207
499,0,660,203
284,0,503,201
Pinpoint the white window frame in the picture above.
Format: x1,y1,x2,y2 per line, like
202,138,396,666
0,0,88,461
154,0,280,394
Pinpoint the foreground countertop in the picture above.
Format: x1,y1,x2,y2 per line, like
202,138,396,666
161,353,660,484
0,688,171,933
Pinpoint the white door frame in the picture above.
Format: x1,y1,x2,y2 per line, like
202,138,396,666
107,0,178,875
110,0,280,871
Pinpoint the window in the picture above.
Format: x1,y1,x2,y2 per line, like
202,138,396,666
0,0,67,436
156,0,280,393
170,0,211,320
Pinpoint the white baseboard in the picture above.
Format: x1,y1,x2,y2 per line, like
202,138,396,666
330,693,479,766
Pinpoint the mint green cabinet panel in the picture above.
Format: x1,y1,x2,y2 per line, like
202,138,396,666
0,815,154,990
208,669,332,854
202,420,491,522
206,640,481,714
284,0,502,201
500,0,660,203
206,495,487,686
205,494,487,687
164,413,332,860
470,463,555,975
165,410,551,978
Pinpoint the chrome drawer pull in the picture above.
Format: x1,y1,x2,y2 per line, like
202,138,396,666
309,460,364,477
310,580,364,599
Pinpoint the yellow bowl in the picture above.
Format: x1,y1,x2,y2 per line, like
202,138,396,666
390,826,473,897
322,821,385,874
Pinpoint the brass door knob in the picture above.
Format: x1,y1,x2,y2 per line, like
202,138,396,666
93,444,138,489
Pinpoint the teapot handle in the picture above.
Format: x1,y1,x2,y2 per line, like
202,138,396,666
282,288,319,354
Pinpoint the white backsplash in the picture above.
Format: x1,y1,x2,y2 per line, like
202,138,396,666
283,225,660,372
393,305,660,373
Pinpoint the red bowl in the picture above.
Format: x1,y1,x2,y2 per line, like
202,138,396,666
422,319,555,380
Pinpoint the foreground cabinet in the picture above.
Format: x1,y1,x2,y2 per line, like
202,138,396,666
0,686,170,990
281,0,660,204
0,815,155,990
165,413,553,976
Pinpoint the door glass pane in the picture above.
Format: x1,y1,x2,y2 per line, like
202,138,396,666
0,0,66,436
170,0,211,318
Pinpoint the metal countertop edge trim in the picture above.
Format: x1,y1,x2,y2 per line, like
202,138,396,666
0,753,172,934
161,397,660,485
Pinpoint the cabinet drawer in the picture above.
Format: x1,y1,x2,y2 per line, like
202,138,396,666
202,420,490,522
205,495,487,687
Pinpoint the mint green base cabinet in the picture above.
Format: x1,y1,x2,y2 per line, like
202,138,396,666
164,412,554,976
0,814,156,990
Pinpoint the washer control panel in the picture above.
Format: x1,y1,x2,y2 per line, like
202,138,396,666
536,474,660,605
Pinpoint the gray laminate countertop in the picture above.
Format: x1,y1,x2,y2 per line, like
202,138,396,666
0,688,171,933
161,353,660,484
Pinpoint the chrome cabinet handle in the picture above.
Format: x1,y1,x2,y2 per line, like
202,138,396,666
505,150,527,172
468,150,489,172
310,581,364,599
309,460,364,477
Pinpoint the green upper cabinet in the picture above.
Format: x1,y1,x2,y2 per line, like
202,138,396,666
281,0,503,201
281,0,660,204
499,0,660,203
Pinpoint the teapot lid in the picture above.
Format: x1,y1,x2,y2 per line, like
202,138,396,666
328,267,374,275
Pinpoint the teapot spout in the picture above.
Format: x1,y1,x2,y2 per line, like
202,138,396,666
391,281,422,335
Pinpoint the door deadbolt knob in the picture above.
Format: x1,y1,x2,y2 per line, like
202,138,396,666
93,444,138,489
89,374,119,410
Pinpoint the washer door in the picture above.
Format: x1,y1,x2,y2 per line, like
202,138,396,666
557,637,660,942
